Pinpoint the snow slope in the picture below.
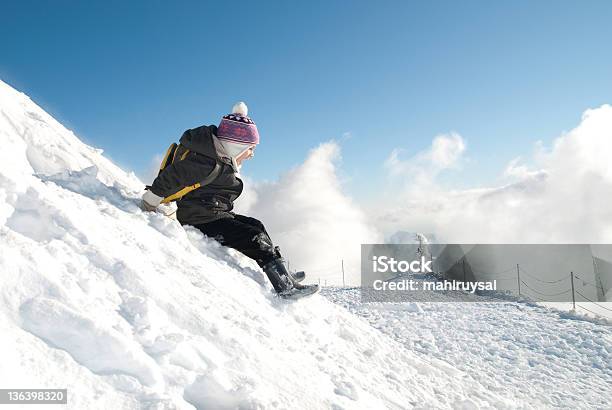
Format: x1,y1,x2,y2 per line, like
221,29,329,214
2,79,610,409
0,80,521,409
323,286,612,409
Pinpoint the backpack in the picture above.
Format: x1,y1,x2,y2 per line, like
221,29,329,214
156,142,221,203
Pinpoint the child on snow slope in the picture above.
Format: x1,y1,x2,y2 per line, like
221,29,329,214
141,102,317,299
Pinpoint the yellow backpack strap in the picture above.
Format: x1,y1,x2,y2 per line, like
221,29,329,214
161,160,222,204
161,183,201,203
171,143,181,163
180,149,190,160
158,143,178,176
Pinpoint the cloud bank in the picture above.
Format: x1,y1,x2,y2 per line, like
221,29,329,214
234,142,382,284
375,104,612,244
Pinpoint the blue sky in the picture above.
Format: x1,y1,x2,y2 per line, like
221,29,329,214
2,0,611,200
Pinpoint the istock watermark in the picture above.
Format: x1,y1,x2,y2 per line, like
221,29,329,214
372,278,496,293
372,256,432,274
360,243,612,303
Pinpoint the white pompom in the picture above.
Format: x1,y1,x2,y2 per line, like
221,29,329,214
232,101,248,116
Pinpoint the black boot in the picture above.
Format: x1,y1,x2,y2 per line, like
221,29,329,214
262,258,319,299
261,258,294,293
289,270,306,283
273,246,305,283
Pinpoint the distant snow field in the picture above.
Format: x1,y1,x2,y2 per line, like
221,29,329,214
0,79,610,409
323,287,611,409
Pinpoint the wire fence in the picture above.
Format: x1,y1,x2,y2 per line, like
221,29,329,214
287,259,348,287
450,256,612,319
296,256,612,319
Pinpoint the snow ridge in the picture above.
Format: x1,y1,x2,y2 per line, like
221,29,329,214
0,79,515,408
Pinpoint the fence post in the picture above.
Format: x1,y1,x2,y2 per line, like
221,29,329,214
342,259,345,287
570,271,576,311
593,258,606,300
516,264,521,296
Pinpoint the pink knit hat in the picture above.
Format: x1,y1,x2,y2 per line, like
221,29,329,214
217,102,260,145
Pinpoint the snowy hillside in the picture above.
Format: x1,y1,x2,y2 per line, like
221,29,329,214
0,80,518,408
1,79,610,409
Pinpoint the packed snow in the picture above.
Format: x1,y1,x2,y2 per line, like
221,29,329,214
0,79,610,409
323,285,611,409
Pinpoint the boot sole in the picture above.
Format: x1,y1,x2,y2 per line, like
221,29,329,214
279,285,320,300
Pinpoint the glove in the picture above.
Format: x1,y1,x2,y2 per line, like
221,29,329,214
141,189,164,212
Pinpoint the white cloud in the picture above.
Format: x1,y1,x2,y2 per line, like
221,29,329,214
429,132,466,169
235,141,382,285
375,105,612,244
384,132,466,191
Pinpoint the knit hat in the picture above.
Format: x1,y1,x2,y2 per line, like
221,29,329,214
217,102,260,145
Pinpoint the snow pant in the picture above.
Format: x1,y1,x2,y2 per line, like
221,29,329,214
193,214,278,267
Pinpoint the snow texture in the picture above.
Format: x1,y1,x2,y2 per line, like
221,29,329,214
324,286,612,409
0,78,610,409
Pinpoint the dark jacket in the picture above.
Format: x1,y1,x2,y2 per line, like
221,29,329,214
149,125,243,225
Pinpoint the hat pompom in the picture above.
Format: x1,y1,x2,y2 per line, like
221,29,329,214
232,101,248,116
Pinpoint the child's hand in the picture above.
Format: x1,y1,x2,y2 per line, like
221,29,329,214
141,190,163,211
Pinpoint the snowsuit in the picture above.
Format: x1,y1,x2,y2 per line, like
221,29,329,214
193,214,279,267
148,125,278,267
